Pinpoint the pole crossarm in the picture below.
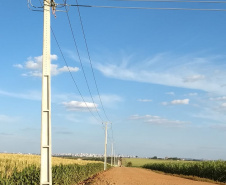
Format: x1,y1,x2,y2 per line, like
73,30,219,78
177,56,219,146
27,0,67,12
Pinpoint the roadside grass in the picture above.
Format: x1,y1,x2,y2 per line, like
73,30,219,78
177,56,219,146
122,158,179,167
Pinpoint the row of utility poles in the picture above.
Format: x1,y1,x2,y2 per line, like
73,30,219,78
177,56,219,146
39,1,116,184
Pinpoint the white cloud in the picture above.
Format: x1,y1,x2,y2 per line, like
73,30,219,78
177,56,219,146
192,103,226,123
183,75,205,83
210,96,226,101
166,92,175,96
14,55,79,77
171,99,189,105
221,103,226,107
25,60,40,70
0,115,18,123
162,99,189,105
13,64,23,69
0,132,13,136
209,124,226,131
94,94,123,108
58,66,78,72
0,89,41,101
138,99,152,102
52,93,122,109
187,93,198,96
95,53,226,95
62,101,98,111
130,114,189,127
161,102,168,106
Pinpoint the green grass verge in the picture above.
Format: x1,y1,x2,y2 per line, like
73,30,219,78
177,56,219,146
122,158,180,167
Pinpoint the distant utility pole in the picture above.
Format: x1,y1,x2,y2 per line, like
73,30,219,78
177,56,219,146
111,143,113,166
40,0,55,184
114,151,116,166
104,122,109,170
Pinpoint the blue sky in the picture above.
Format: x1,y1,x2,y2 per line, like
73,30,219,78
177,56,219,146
1,0,226,160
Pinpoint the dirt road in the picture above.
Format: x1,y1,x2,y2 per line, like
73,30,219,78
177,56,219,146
86,167,219,185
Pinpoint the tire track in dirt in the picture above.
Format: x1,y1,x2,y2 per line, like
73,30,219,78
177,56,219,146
86,167,220,185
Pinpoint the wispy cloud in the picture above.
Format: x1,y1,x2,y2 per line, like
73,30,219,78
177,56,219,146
209,124,226,131
166,92,175,96
162,98,189,105
14,55,79,77
222,103,226,107
138,99,152,102
95,53,226,95
130,114,189,127
0,89,41,101
96,94,123,107
187,93,198,96
0,132,13,136
171,99,189,105
193,102,226,123
0,114,18,123
55,131,74,135
62,101,98,111
53,126,74,135
183,75,205,83
13,64,23,69
210,96,226,101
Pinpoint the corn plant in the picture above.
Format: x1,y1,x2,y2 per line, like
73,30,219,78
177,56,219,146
143,160,226,183
0,153,109,184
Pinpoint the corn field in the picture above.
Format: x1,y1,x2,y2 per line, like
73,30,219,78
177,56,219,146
143,160,226,183
0,153,108,185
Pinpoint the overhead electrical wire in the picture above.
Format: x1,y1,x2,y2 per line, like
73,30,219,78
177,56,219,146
51,27,103,124
33,0,226,159
71,4,226,11
38,0,104,124
33,0,226,11
74,0,111,122
107,0,226,4
65,9,105,123
110,122,114,142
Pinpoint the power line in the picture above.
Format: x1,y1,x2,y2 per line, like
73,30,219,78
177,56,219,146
36,0,226,12
71,4,226,11
51,27,103,124
106,0,226,4
65,8,105,122
106,123,114,146
74,0,111,121
38,0,103,124
110,122,114,142
36,0,114,154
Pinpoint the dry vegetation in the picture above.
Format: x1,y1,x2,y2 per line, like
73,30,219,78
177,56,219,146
0,153,107,184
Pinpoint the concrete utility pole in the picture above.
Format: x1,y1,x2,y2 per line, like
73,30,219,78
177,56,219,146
114,151,116,166
111,143,113,166
40,0,53,184
104,122,108,170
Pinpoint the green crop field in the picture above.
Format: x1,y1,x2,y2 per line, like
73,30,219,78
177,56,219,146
123,157,226,184
142,160,226,183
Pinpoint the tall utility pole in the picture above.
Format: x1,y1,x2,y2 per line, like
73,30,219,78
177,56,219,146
40,0,53,184
104,122,108,171
111,142,113,166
